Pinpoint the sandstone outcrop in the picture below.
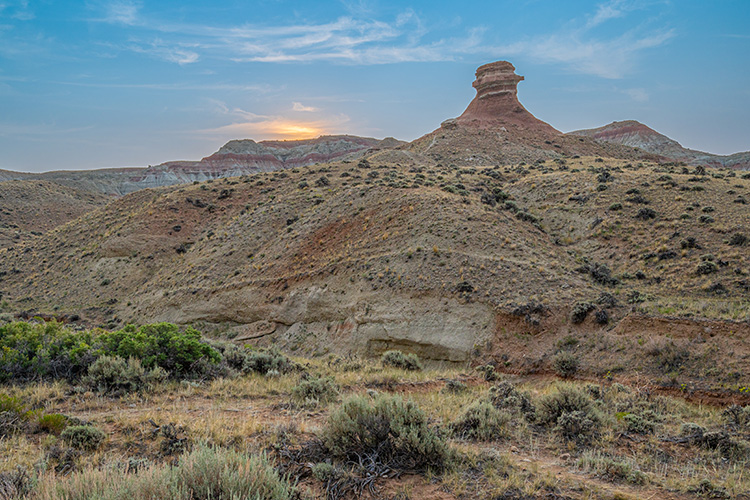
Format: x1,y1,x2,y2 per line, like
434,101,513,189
456,61,560,134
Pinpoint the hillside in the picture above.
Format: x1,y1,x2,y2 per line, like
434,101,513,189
0,155,748,389
571,120,750,170
0,136,404,196
0,180,109,249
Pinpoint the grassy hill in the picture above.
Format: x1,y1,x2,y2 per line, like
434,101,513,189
0,155,747,389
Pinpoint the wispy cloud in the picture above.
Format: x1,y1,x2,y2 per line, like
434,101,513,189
90,8,482,65
84,0,671,76
293,102,318,112
127,39,199,65
0,0,34,21
490,0,674,78
623,87,649,102
97,0,141,25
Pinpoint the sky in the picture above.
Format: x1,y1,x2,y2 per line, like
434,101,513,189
0,0,748,172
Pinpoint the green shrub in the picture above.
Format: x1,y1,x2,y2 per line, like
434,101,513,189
291,376,339,408
608,203,622,211
537,386,601,441
84,355,167,394
323,394,446,472
243,348,296,375
696,261,718,275
0,394,33,436
451,400,510,441
555,410,599,442
99,323,220,378
0,321,94,382
553,352,579,378
476,364,499,382
570,302,594,324
37,413,69,435
33,445,294,499
728,233,748,246
381,350,423,371
442,379,468,394
61,425,106,450
488,381,536,422
623,412,657,434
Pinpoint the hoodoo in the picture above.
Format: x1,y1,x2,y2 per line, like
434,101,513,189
455,61,560,134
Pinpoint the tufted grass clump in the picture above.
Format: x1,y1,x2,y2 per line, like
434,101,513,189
381,350,423,371
32,445,294,500
323,394,446,472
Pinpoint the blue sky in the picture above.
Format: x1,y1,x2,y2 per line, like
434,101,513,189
0,0,748,172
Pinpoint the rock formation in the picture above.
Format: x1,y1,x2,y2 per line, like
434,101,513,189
454,61,560,134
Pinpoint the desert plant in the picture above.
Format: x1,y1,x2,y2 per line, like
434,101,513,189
450,400,510,441
381,350,423,371
635,207,656,220
488,381,536,421
476,364,499,382
442,379,468,394
83,355,167,394
291,376,339,408
98,323,220,378
61,425,106,450
553,352,579,378
32,444,293,500
537,385,601,441
570,302,594,324
696,261,718,275
37,413,69,435
243,348,296,375
728,233,748,246
623,412,657,435
323,394,446,472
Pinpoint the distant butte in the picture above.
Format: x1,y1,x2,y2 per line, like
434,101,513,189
452,61,559,134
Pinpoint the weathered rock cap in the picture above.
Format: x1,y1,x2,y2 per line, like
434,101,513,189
473,61,524,99
456,60,559,134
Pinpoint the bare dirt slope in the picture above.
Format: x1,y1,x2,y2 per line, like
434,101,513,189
0,180,109,249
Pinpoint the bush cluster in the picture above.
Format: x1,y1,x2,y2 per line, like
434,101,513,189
323,394,446,472
84,356,167,394
0,321,222,386
61,425,106,450
537,386,602,442
291,376,339,408
33,445,294,500
381,350,423,371
488,381,536,421
451,400,510,441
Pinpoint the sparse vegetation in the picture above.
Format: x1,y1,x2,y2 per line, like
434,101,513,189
381,350,423,371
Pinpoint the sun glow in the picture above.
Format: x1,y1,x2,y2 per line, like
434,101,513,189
201,116,347,141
